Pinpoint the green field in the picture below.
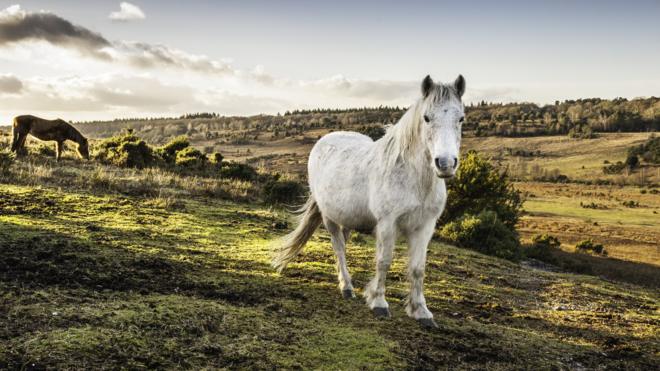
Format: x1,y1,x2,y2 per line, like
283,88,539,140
1,184,658,369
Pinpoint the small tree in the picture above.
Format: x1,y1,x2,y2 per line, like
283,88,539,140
625,154,639,170
441,150,523,229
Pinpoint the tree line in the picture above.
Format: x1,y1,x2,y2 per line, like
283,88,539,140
76,97,658,142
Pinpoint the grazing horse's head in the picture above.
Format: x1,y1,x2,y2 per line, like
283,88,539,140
419,74,465,178
77,137,90,160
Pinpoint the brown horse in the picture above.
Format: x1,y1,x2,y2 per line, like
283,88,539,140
11,115,89,161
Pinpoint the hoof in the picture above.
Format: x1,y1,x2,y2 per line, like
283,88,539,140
417,318,438,329
342,289,355,299
372,307,391,318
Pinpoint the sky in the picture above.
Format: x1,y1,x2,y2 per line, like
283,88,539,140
0,0,658,122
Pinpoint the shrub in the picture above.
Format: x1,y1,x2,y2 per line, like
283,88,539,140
175,146,207,170
575,239,607,255
94,131,155,168
622,200,639,208
441,150,523,229
439,210,521,261
210,152,224,165
526,234,561,263
220,162,258,181
262,180,305,205
357,125,386,141
32,143,56,157
603,161,625,174
531,233,561,248
568,125,596,139
157,136,191,164
0,150,14,175
625,154,639,169
628,135,659,164
350,233,367,245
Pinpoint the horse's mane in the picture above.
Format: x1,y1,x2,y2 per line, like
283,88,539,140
381,83,459,166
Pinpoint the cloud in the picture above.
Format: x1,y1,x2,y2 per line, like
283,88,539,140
0,74,200,114
0,5,111,59
298,75,417,102
0,74,23,94
112,41,235,74
0,5,238,76
109,2,145,21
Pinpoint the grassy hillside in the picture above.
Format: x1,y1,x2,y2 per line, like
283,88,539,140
1,182,659,369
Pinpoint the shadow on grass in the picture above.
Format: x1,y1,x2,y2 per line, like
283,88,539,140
548,248,660,289
1,215,657,370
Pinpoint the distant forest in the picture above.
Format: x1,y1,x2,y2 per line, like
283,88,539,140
75,97,659,144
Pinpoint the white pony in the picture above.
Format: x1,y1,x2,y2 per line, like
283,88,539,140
273,75,465,328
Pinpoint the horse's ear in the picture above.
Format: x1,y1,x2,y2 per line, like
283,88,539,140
454,74,465,97
421,75,434,98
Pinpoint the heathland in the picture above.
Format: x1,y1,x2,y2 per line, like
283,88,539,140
0,99,658,369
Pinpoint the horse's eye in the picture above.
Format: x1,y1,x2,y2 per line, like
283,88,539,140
459,116,465,123
423,115,430,123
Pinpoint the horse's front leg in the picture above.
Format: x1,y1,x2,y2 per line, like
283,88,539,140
364,220,395,317
405,219,437,328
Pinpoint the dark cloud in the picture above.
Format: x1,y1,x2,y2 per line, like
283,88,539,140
0,74,23,94
0,5,238,75
0,7,111,59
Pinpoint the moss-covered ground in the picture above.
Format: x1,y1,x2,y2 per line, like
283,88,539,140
1,184,658,369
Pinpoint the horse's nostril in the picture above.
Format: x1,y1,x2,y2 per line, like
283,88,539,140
453,157,458,169
435,157,441,169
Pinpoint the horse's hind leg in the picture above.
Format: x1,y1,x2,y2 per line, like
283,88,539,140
55,141,63,161
14,132,28,156
10,126,19,152
324,218,354,298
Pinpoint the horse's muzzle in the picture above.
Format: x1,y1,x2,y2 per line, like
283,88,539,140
434,156,457,178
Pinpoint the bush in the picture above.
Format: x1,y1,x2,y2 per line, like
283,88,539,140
210,152,224,165
526,234,561,263
622,200,639,208
625,154,639,169
32,143,56,157
439,210,521,261
94,131,155,168
175,146,207,170
603,161,625,174
628,135,659,164
441,150,523,229
263,180,305,205
357,125,386,141
219,162,258,181
157,136,191,165
0,150,14,175
575,239,607,255
531,233,561,248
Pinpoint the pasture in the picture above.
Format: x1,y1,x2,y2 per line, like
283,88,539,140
1,181,658,369
0,128,658,369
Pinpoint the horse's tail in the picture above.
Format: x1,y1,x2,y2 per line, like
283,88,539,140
272,195,322,273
